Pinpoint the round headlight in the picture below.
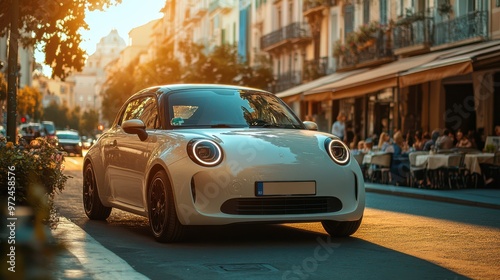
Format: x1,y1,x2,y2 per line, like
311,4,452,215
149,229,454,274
325,138,350,165
187,139,223,166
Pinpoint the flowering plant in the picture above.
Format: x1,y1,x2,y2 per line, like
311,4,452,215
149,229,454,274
0,136,69,228
333,21,384,59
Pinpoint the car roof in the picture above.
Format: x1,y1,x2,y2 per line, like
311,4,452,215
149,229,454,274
134,84,270,99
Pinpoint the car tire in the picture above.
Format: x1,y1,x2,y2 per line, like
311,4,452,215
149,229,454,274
321,216,363,237
83,163,112,220
148,170,185,243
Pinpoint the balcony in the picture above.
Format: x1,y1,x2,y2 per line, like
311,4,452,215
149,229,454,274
192,6,208,18
434,11,488,48
393,17,434,56
260,22,312,51
303,0,336,17
275,71,302,92
303,57,332,82
209,0,233,14
336,30,394,71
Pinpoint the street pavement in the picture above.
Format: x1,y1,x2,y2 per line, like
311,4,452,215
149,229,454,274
49,183,500,280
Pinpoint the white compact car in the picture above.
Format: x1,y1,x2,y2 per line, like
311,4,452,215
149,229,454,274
83,84,365,242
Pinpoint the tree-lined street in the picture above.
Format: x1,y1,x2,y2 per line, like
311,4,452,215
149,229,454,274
56,156,500,280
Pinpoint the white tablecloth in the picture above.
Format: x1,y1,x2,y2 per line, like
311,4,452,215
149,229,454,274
416,153,495,174
464,153,495,174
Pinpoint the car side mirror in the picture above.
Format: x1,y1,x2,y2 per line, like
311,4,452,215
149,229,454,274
122,119,148,141
303,121,318,131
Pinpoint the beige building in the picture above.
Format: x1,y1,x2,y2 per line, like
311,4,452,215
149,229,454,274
32,73,75,109
118,0,500,146
68,29,126,120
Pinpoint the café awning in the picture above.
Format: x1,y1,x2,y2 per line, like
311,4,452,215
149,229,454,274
399,40,500,87
303,40,500,101
276,68,368,103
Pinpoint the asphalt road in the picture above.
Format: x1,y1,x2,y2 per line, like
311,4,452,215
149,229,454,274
56,155,500,280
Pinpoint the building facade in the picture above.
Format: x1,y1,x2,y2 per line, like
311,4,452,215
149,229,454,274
114,0,500,146
68,29,126,121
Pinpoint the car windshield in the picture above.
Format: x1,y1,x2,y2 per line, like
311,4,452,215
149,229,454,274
167,89,303,129
43,123,56,134
57,133,80,140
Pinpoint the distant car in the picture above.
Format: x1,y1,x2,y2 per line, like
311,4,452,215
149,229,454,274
41,121,57,141
56,130,83,156
19,122,46,143
83,84,365,243
80,136,94,149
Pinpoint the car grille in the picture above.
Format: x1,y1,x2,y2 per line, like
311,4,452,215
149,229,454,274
220,196,342,215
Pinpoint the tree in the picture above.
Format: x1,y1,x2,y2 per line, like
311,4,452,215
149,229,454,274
101,58,138,124
17,86,43,122
0,72,6,101
133,42,182,91
80,109,99,136
0,0,122,79
43,101,69,129
67,106,81,131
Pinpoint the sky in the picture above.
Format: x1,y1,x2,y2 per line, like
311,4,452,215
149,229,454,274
79,0,164,55
37,0,164,74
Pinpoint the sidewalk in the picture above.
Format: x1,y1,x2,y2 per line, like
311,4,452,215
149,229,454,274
48,184,500,280
365,183,500,210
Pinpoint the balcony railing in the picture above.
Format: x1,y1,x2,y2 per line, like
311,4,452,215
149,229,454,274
303,0,336,13
434,11,488,46
261,22,311,51
337,30,393,70
275,71,302,92
393,17,434,49
209,0,233,14
303,57,332,82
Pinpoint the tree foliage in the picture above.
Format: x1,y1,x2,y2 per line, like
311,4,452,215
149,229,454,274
101,41,274,124
101,57,138,124
80,109,99,136
17,86,43,121
0,72,6,100
0,0,122,79
43,101,69,129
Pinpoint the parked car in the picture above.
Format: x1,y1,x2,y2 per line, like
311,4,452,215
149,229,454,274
56,130,83,156
83,84,365,242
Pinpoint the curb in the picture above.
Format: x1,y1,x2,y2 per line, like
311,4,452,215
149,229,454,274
52,217,149,280
365,185,500,210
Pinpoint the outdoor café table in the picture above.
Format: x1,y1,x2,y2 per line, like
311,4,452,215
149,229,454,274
463,153,495,175
362,152,390,166
415,154,461,188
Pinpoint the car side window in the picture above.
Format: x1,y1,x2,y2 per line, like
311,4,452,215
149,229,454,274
140,97,159,129
120,98,144,125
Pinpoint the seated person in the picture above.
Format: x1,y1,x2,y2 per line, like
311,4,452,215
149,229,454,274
455,130,472,148
387,131,410,185
436,128,454,150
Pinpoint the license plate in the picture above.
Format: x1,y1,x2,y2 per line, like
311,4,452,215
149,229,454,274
255,181,316,196
64,146,73,150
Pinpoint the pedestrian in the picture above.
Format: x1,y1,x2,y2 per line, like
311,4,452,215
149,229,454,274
331,112,346,141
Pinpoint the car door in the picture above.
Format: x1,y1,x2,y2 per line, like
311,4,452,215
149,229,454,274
106,94,159,209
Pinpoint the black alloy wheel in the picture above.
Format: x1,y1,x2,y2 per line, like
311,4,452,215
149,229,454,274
83,163,112,220
148,170,184,243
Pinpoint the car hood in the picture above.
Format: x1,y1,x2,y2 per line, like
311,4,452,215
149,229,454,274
164,128,341,167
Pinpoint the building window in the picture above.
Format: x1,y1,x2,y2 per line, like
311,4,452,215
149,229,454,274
380,0,387,25
343,4,354,38
363,0,370,24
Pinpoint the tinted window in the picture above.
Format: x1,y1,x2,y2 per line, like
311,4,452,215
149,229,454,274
119,96,159,129
167,89,302,129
